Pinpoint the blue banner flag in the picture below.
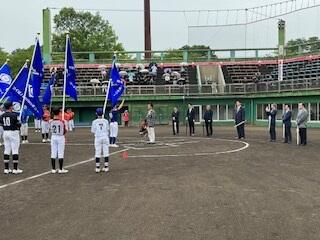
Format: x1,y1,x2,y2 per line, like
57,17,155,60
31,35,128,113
65,36,77,101
8,64,43,118
108,61,125,107
0,63,13,98
42,73,56,105
31,39,44,98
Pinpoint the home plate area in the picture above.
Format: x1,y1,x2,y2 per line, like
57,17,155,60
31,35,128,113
120,137,249,158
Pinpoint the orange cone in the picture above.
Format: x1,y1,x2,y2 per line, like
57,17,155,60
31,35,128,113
121,151,128,159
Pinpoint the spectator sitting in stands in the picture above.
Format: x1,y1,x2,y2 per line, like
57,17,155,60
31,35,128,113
127,70,135,84
163,73,171,84
164,68,172,74
150,63,158,84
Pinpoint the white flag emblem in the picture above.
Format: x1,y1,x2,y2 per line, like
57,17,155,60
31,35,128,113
0,73,12,85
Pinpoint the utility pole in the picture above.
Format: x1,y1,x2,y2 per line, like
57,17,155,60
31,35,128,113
144,0,152,60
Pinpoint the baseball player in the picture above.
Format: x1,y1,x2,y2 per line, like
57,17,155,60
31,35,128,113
91,108,110,173
34,116,41,133
41,105,51,143
109,100,124,148
0,105,4,146
20,107,32,144
50,108,68,174
0,102,22,174
63,109,70,131
67,108,75,131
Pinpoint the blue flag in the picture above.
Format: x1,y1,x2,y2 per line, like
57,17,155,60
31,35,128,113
21,106,33,124
0,63,13,98
31,39,44,98
108,61,125,107
65,36,77,101
42,73,56,105
8,64,43,118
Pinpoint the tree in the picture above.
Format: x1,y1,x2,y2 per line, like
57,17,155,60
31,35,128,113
285,36,320,56
52,7,125,61
307,36,320,53
0,48,8,65
286,38,307,55
8,46,34,76
163,45,217,61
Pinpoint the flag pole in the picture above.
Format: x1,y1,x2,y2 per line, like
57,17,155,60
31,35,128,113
102,56,116,118
62,33,69,121
48,70,56,113
19,35,39,119
102,79,111,118
0,59,29,103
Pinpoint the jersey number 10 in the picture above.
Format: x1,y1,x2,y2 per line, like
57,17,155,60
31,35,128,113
3,117,11,127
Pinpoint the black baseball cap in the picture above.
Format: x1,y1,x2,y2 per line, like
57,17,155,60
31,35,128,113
4,101,13,110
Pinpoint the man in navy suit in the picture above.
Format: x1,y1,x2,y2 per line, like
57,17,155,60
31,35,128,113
266,103,277,142
234,101,245,139
186,103,195,136
282,104,292,144
203,105,213,137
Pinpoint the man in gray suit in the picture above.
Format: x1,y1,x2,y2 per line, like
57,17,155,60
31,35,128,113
296,103,308,146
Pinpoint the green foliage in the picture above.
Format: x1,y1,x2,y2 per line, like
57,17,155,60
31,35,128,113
8,46,34,76
52,7,125,61
0,46,33,77
163,45,217,62
0,48,8,64
286,36,320,56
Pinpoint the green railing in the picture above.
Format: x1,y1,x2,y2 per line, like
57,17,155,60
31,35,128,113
50,48,279,64
48,41,320,64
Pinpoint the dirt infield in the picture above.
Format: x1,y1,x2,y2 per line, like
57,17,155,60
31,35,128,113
1,125,320,240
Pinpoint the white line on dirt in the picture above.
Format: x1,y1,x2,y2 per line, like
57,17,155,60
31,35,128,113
0,149,128,190
127,138,250,158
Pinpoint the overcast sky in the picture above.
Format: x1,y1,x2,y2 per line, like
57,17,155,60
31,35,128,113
1,0,320,52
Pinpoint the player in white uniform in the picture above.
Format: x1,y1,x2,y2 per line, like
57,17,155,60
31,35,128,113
91,108,110,173
109,100,124,148
34,117,41,133
41,105,51,143
0,102,22,174
50,108,68,174
20,107,32,144
109,108,119,148
0,105,4,146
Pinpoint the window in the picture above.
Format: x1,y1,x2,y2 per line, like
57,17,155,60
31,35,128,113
276,104,283,120
291,104,298,120
228,104,235,120
257,104,263,119
212,105,218,120
219,105,227,120
310,103,319,121
193,105,201,123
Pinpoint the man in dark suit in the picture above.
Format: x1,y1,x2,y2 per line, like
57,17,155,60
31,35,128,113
186,103,195,136
171,107,179,135
203,105,213,136
234,101,245,139
282,104,292,144
266,103,277,142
